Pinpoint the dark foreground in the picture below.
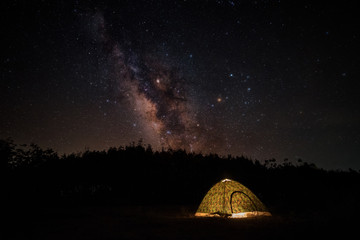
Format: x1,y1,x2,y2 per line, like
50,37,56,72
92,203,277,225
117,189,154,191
4,205,357,240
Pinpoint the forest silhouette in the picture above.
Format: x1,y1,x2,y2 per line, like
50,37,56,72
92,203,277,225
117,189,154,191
2,138,360,218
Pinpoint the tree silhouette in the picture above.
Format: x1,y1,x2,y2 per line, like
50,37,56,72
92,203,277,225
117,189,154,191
2,138,360,217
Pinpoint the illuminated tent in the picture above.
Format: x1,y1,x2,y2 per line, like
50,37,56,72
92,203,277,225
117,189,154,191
195,179,271,218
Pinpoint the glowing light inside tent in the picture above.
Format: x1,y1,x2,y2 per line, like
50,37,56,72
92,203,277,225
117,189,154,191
222,179,232,182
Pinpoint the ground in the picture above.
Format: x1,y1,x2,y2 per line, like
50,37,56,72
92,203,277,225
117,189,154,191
4,205,357,240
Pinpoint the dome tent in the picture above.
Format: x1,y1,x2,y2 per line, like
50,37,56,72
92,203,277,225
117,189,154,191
195,179,271,218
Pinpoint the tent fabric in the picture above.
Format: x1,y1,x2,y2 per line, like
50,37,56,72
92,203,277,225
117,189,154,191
195,179,271,218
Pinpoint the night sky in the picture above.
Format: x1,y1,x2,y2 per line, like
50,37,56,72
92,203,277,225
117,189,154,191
1,0,359,170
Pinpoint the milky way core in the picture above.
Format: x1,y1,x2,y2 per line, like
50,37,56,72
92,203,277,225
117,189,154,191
93,12,214,152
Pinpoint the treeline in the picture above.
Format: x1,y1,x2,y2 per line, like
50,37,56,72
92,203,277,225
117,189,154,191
2,139,360,216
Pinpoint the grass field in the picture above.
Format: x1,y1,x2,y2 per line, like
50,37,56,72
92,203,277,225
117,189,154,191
4,205,357,240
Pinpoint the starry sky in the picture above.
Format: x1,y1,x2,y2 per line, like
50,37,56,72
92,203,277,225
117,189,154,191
1,0,359,170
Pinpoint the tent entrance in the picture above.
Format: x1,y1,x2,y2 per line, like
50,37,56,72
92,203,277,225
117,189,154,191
230,191,257,214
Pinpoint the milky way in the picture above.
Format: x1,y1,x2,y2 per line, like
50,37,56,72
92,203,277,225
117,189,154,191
2,1,359,169
92,12,214,152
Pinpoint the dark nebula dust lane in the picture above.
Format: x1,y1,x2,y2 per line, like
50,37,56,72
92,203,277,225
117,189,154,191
90,12,216,153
